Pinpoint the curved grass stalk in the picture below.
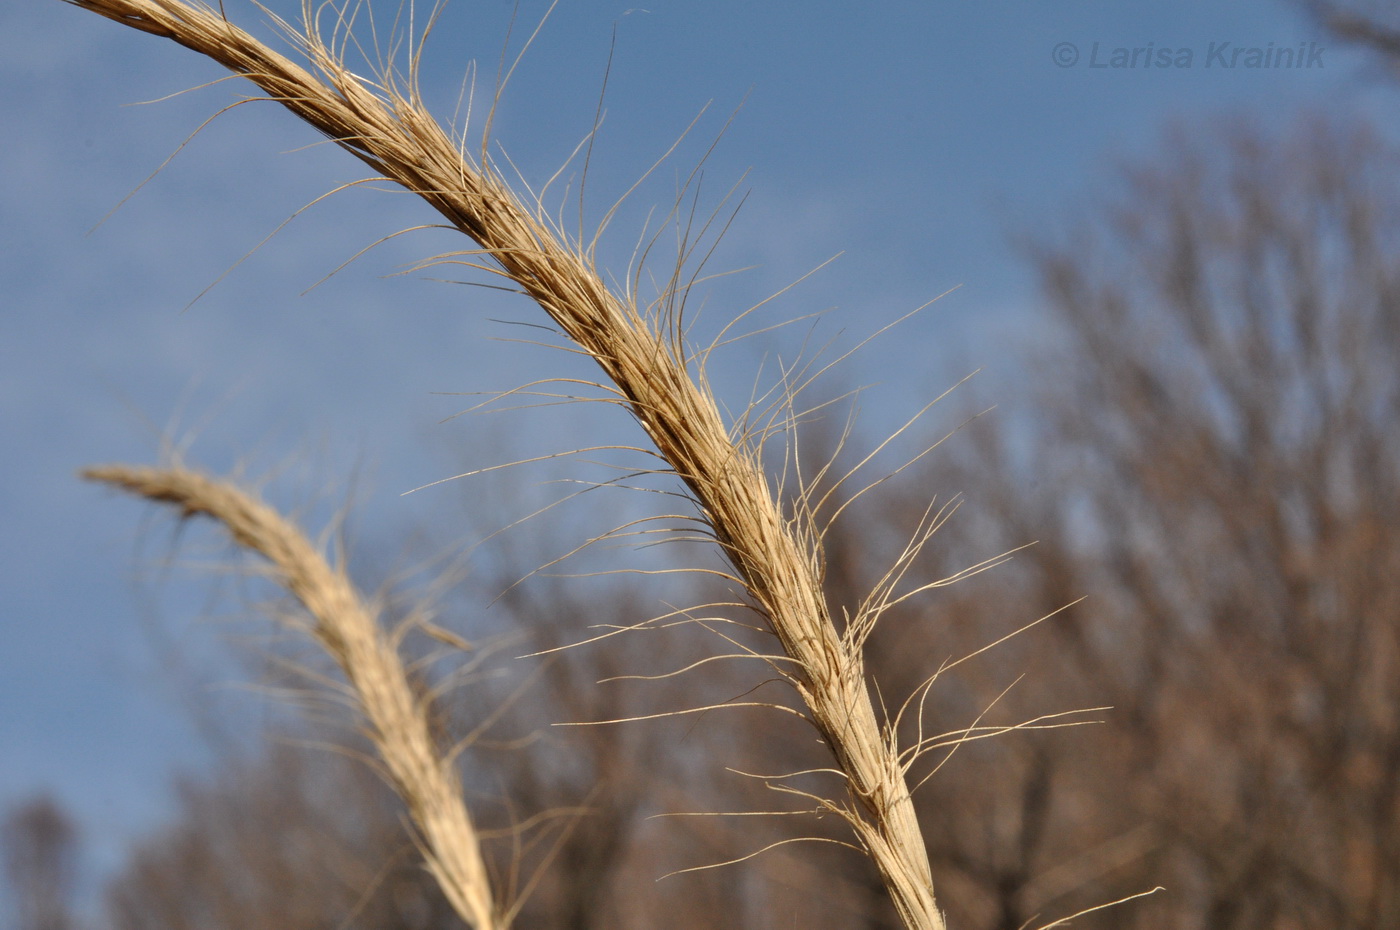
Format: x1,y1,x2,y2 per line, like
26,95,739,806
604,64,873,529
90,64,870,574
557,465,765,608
65,2,947,925
82,462,505,929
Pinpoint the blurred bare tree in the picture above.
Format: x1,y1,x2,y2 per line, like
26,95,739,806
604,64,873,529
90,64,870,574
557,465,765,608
105,740,463,930
837,112,1400,929
1311,1,1400,57
3,795,79,930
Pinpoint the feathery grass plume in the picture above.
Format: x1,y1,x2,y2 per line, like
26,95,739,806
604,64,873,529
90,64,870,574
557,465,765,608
66,1,949,925
81,463,505,930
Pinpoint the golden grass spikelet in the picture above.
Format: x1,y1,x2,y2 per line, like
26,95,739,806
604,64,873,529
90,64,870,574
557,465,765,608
81,463,505,930
66,1,946,925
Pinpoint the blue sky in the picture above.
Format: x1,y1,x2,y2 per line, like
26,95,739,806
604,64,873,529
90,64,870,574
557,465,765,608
3,0,1392,909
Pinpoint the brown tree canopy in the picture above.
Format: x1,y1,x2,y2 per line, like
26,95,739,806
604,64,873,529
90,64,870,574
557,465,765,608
3,796,78,930
876,113,1400,929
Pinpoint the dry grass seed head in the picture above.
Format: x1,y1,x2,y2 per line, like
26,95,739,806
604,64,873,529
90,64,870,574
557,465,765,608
60,2,1112,927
